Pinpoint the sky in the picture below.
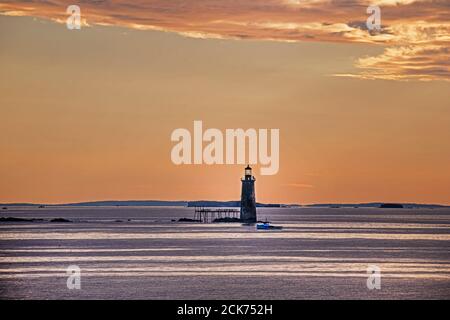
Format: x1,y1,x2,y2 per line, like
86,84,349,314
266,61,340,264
0,1,449,205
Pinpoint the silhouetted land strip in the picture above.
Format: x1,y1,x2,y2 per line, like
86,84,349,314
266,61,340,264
0,217,72,223
49,218,72,223
1,201,447,209
178,218,202,223
379,203,404,208
0,217,44,222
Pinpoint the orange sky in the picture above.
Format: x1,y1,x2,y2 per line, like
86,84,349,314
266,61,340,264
0,1,449,205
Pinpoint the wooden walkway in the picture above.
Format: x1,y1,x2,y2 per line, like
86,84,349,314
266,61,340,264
193,207,240,223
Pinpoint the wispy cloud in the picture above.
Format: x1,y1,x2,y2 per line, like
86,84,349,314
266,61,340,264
1,0,448,81
336,45,450,81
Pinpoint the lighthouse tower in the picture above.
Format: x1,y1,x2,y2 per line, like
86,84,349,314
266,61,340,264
240,165,257,223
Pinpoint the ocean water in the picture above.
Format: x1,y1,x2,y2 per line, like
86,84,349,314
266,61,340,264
0,206,449,299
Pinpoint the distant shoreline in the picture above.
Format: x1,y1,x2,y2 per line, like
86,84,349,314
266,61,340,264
1,200,448,209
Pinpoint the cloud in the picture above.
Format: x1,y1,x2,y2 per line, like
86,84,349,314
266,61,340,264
336,45,450,81
0,0,449,81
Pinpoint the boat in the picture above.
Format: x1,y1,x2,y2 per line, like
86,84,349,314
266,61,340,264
256,222,283,230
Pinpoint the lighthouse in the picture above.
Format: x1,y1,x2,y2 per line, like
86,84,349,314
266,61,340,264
240,165,257,223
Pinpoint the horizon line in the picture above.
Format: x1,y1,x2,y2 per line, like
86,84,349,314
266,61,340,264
1,199,449,207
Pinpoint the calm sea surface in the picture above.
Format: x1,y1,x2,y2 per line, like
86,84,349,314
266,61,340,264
0,206,449,299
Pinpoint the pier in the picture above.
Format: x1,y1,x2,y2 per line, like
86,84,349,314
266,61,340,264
193,207,240,223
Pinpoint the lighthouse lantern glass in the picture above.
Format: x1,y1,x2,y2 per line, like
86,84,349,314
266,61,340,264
245,167,252,176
